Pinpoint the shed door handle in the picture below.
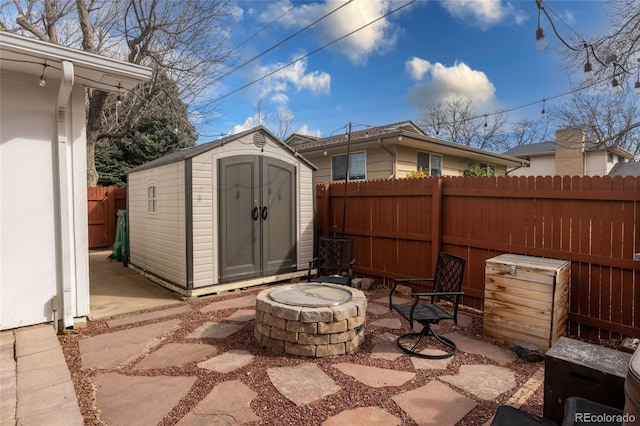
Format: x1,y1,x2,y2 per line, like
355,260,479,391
252,206,260,221
262,206,268,220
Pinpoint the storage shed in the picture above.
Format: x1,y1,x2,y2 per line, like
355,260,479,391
126,126,317,297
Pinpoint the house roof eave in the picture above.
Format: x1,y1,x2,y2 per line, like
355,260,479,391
0,32,152,92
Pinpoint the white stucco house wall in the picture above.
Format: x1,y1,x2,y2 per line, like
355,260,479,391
0,32,152,330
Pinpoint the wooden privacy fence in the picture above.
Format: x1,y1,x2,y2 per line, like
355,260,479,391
88,186,126,249
316,175,640,340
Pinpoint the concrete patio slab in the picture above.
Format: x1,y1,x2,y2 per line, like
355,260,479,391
0,331,16,425
439,364,516,400
92,373,196,426
176,380,260,425
133,343,217,369
106,305,191,328
267,363,340,406
89,250,183,320
332,363,415,388
322,406,401,426
78,319,180,369
392,380,477,426
224,309,256,322
443,333,515,365
200,294,257,312
371,332,404,361
186,322,245,339
197,349,255,373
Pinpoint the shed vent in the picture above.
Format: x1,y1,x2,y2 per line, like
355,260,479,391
253,132,266,148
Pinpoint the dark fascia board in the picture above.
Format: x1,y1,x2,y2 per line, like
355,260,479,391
127,125,317,174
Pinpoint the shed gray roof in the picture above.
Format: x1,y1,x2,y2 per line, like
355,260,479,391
608,162,640,177
127,125,317,174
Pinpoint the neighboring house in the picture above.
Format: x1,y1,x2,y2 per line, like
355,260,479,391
504,127,637,177
126,126,316,298
285,121,525,182
0,32,152,330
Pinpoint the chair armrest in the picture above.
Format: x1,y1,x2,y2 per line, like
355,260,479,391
413,291,464,297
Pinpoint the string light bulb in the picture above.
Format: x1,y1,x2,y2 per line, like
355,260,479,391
39,62,48,87
582,43,593,81
116,84,123,105
535,1,547,51
612,77,622,94
635,58,640,96
541,99,546,117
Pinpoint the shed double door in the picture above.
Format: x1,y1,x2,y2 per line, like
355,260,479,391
219,155,296,283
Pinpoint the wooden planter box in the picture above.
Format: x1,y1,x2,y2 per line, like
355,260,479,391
483,254,570,351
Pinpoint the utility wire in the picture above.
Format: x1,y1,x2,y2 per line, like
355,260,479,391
212,0,355,84
200,0,416,107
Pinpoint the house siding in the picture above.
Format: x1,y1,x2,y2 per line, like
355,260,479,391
509,155,555,177
128,162,187,286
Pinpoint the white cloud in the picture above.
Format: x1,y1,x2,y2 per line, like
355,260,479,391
406,57,432,81
439,0,525,29
256,0,408,65
230,113,265,134
271,93,289,104
229,3,244,21
295,124,322,137
407,61,497,110
256,56,331,100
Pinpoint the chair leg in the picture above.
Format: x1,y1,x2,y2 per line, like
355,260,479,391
396,325,457,359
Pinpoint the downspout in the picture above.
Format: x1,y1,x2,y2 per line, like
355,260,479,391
56,60,76,329
378,138,396,178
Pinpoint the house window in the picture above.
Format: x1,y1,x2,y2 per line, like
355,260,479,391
147,185,157,213
608,152,614,163
619,155,625,163
332,152,366,181
416,152,443,176
480,163,496,176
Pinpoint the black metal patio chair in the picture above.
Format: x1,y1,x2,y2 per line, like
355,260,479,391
307,236,355,286
389,251,465,359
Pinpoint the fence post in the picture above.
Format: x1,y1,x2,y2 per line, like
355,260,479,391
431,178,442,266
321,182,330,237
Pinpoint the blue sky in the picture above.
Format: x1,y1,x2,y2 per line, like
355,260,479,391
192,0,610,144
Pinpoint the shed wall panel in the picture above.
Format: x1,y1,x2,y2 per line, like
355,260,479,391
128,162,187,286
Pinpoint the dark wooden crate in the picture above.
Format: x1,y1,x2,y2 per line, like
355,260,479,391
544,337,631,424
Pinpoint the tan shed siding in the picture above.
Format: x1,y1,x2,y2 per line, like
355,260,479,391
128,162,187,286
298,165,314,268
191,155,215,287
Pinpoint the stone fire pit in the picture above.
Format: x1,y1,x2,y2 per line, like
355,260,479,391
254,283,367,357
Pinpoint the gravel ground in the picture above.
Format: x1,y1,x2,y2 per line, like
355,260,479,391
58,286,546,425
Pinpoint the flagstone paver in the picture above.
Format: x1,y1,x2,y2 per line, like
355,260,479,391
187,322,245,339
197,349,255,373
410,349,454,370
333,363,415,388
366,302,388,315
176,380,260,425
200,294,257,312
78,319,180,369
322,406,401,426
267,363,340,406
392,381,477,426
442,333,515,365
371,332,404,361
439,364,516,401
93,373,196,426
106,305,191,328
133,343,217,370
370,317,402,329
224,309,256,322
